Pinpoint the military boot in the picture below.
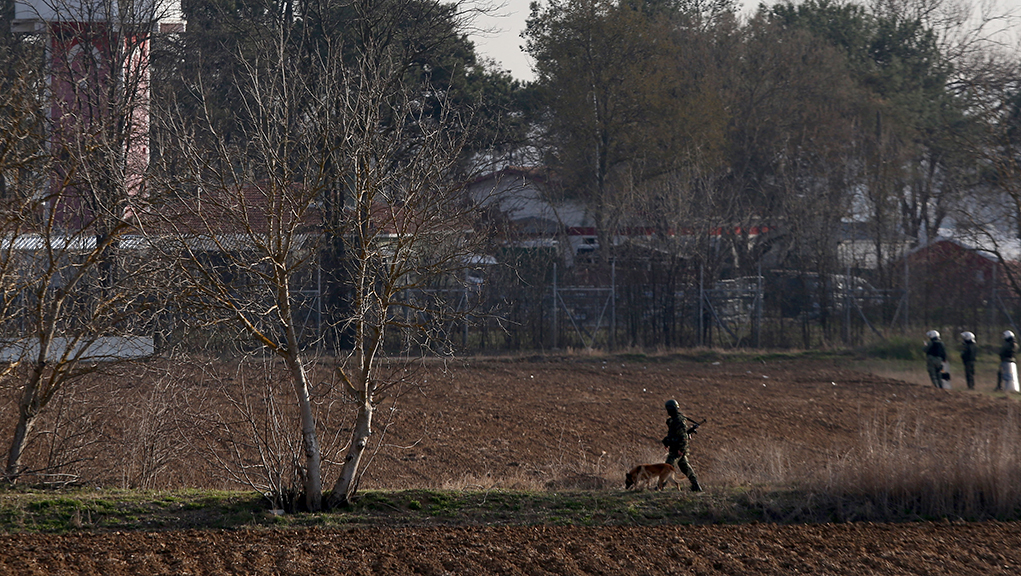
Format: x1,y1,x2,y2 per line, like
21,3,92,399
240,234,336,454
690,479,703,492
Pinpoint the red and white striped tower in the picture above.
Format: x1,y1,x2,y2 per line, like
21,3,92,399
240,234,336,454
12,0,184,224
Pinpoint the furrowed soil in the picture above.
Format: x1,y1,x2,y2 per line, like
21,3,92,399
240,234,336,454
6,354,1021,575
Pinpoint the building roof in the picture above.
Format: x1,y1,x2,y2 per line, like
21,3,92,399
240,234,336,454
13,0,184,31
904,236,1003,264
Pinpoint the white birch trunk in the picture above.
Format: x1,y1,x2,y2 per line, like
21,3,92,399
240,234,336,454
285,352,322,511
329,395,373,507
5,385,40,480
6,325,55,481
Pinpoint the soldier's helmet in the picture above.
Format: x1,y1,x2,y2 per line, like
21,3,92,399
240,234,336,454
961,332,975,343
665,399,678,414
1005,331,1015,341
926,330,940,340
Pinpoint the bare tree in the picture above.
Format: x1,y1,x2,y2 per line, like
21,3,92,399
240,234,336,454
0,0,177,482
151,0,488,510
151,22,332,508
525,0,720,264
323,15,485,507
947,51,1021,298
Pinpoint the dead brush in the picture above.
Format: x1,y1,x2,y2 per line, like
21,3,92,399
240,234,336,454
542,443,685,491
811,405,1021,521
438,444,669,491
709,441,803,489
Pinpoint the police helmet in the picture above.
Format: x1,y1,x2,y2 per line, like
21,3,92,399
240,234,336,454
961,331,975,343
926,330,940,340
1005,331,1015,341
665,399,678,413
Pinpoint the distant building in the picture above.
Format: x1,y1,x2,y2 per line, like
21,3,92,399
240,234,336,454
468,167,595,265
902,237,998,289
896,237,1020,324
835,222,913,270
12,0,185,225
469,167,780,270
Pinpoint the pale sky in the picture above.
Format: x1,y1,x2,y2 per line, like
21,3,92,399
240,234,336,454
466,0,763,82
468,0,537,81
468,0,1021,83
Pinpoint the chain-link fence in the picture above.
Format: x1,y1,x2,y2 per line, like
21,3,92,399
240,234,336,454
277,239,1021,354
423,251,1021,353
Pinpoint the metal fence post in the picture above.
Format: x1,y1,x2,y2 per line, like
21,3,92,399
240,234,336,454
698,264,704,347
992,263,998,340
610,258,616,351
756,261,762,348
552,262,558,350
845,263,851,344
903,256,909,334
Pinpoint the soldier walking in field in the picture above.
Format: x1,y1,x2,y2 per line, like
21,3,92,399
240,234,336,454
662,399,702,492
925,330,947,388
960,332,977,390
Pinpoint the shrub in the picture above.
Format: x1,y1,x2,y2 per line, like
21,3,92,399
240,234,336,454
863,336,925,361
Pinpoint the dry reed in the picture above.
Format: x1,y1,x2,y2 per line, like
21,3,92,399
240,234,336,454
810,404,1021,520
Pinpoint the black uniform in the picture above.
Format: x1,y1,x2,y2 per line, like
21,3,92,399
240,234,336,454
961,340,977,390
1000,339,1016,362
925,338,947,388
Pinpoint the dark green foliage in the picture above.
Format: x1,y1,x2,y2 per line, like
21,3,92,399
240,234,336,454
863,336,925,361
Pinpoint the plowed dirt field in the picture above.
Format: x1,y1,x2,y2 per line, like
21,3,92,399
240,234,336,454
4,521,1021,575
7,355,1021,575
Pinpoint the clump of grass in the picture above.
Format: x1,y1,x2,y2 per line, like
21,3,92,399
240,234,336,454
0,489,268,533
862,336,926,361
709,441,806,489
809,405,1021,521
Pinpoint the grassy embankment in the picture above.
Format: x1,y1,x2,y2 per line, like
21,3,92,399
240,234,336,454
1,481,1003,534
0,486,757,533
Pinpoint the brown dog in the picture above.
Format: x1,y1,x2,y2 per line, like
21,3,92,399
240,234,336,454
625,463,681,491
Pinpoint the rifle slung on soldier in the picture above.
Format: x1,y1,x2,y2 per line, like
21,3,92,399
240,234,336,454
685,416,706,435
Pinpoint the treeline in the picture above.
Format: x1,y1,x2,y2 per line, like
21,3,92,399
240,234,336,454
489,0,1021,351
523,0,1021,288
